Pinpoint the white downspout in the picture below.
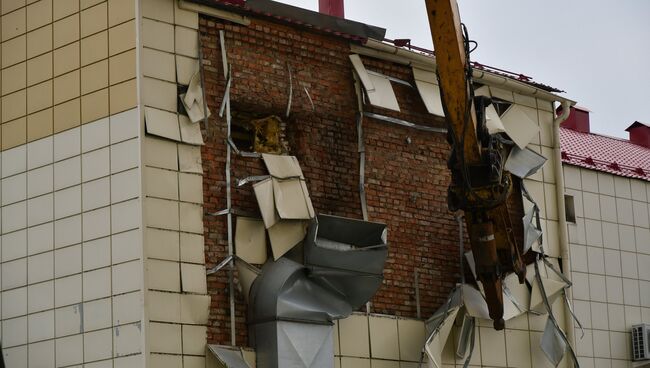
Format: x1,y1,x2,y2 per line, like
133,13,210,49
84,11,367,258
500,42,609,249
552,100,574,349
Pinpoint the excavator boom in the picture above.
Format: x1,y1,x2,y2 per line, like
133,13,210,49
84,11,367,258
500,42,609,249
424,0,480,164
424,0,526,330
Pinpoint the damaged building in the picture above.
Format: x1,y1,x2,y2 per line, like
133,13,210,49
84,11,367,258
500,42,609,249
0,0,647,367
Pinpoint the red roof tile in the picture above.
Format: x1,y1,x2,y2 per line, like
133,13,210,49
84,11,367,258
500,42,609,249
560,127,650,181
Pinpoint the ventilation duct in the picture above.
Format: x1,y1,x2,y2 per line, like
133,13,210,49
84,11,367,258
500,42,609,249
247,218,387,368
235,154,388,367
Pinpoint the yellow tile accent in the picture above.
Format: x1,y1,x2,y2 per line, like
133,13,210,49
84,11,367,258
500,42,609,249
109,78,136,115
81,31,107,66
142,19,174,53
81,88,108,124
142,0,173,23
2,8,27,41
1,35,27,68
27,79,52,114
27,52,52,86
26,0,52,31
174,26,198,58
26,24,52,58
53,41,79,76
80,0,103,10
108,20,135,56
143,48,175,83
53,13,80,49
2,89,27,123
2,62,27,96
81,60,108,94
108,0,134,27
2,117,27,149
27,107,53,141
53,0,79,21
80,2,107,38
2,0,26,15
53,98,80,132
53,70,80,104
109,49,135,85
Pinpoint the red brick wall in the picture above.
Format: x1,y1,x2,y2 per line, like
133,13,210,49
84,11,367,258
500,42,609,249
200,14,463,346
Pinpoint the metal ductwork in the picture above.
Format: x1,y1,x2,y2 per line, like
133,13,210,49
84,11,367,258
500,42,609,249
233,154,388,368
248,215,388,368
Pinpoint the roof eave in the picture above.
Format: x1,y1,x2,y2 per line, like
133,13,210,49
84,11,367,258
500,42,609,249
352,39,576,105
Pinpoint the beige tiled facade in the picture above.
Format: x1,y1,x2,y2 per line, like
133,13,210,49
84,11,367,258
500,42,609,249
2,1,646,367
0,109,143,367
0,0,206,366
139,0,208,367
564,166,650,368
0,0,137,149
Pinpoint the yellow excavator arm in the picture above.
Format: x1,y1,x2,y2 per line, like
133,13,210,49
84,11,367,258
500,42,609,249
424,0,526,330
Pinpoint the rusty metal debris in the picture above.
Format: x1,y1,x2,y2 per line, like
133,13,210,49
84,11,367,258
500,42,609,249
251,116,286,154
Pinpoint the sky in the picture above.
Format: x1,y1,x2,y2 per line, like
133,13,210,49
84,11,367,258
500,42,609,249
275,0,650,138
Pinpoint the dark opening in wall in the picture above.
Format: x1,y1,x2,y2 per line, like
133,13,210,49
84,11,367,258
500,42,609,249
492,98,512,116
565,195,576,223
230,109,289,154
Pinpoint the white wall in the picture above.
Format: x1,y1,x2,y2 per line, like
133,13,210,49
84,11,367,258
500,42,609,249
564,165,650,368
0,108,144,367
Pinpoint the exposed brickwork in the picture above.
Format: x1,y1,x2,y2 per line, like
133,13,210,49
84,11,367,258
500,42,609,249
199,14,522,346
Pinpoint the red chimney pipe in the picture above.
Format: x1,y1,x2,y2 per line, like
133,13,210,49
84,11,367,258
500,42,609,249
558,106,590,134
625,121,650,148
319,0,344,18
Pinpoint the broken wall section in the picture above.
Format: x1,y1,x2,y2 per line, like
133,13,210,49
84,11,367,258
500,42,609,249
452,85,570,368
199,15,369,347
199,13,470,348
140,0,210,366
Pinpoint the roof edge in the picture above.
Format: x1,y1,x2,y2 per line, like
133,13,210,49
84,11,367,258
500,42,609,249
185,0,386,41
352,39,576,105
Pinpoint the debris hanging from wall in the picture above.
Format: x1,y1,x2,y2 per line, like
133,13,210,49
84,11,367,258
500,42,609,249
210,153,389,368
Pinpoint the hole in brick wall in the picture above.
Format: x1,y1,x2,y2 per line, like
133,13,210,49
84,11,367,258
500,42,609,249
230,108,289,154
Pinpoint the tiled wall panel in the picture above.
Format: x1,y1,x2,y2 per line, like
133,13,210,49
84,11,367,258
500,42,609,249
0,108,143,366
140,0,207,365
0,0,137,149
564,166,650,368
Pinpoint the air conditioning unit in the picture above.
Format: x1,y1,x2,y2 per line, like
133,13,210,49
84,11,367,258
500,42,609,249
632,324,650,361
